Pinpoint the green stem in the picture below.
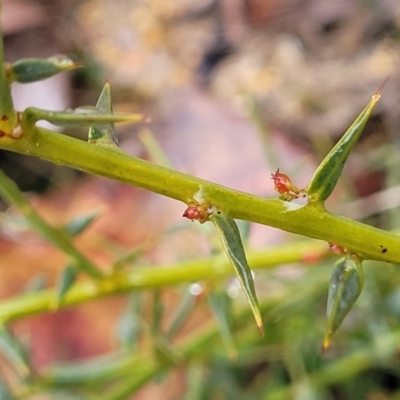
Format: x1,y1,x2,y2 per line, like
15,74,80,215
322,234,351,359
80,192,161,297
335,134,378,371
45,264,329,398
43,287,400,400
0,126,398,263
0,169,103,279
97,273,400,400
0,241,329,324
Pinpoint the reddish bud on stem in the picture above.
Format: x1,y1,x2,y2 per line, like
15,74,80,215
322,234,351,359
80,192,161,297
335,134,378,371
271,169,299,199
183,203,211,224
328,243,347,255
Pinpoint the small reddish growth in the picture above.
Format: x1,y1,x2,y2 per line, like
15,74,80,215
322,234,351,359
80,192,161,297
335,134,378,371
183,204,201,220
328,242,346,255
271,169,299,199
183,203,210,224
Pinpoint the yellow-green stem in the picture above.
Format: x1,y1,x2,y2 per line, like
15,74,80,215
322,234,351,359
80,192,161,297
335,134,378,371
0,241,329,324
0,126,398,263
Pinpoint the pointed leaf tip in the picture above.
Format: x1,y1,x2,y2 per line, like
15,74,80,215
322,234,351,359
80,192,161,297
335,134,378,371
307,91,381,202
256,313,265,337
96,82,113,113
323,335,333,352
210,212,263,335
375,77,388,99
55,265,78,307
23,107,144,128
88,82,119,148
66,209,104,236
322,337,331,353
7,55,80,83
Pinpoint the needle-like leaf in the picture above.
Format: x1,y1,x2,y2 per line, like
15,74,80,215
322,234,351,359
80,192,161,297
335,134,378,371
88,82,120,148
307,86,382,202
65,210,103,236
6,55,79,83
22,106,144,129
210,212,263,335
55,264,78,306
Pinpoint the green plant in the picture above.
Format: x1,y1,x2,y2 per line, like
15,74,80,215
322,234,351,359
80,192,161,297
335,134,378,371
0,5,400,400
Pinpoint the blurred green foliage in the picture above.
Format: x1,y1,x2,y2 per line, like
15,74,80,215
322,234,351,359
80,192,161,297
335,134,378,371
0,4,400,400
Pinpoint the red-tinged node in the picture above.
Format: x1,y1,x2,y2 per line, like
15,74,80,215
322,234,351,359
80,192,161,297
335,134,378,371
328,242,346,255
183,203,210,223
183,204,200,220
271,168,299,196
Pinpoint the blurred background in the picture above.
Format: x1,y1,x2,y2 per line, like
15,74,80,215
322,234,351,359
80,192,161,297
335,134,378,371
1,0,400,399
